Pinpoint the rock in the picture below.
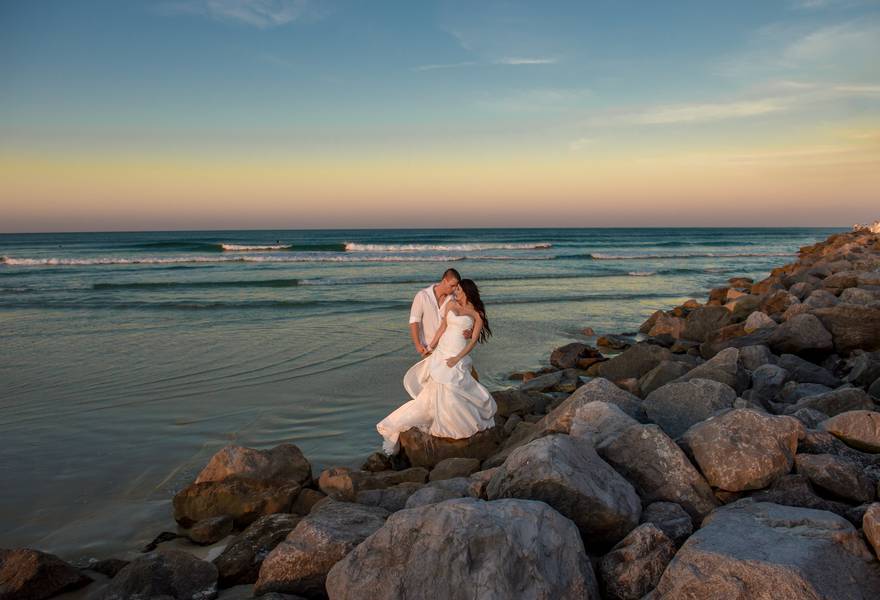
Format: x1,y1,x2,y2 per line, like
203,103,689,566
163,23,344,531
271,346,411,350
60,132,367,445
767,313,833,357
729,276,754,288
683,306,733,342
760,290,800,317
865,503,880,559
643,379,737,439
290,489,325,516
707,286,729,305
725,294,762,322
213,513,300,587
797,429,880,471
397,426,502,468
583,326,597,336
551,342,602,369
595,343,673,382
778,381,833,405
743,311,777,333
188,515,234,545
355,482,423,512
699,327,774,360
813,304,880,354
482,421,541,469
404,477,473,508
640,502,693,546
502,413,522,435
681,409,801,492
781,303,812,321
789,281,814,300
804,288,839,308
597,424,718,520
140,531,181,552
173,477,301,528
795,453,875,503
748,474,852,518
843,352,880,387
821,410,880,452
325,498,600,600
84,558,129,579
872,376,880,399
598,523,676,600
360,451,392,472
738,344,777,371
748,363,789,405
777,353,841,386
654,500,880,598
639,310,663,334
569,401,640,447
317,466,428,501
491,389,548,418
638,361,691,397
790,407,829,429
840,286,878,305
597,334,633,350
487,434,641,547
429,457,481,481
467,468,499,499
648,312,686,339
786,386,876,417
96,549,217,600
196,443,312,487
254,500,388,597
519,370,565,392
539,377,645,433
0,548,92,600
672,347,749,393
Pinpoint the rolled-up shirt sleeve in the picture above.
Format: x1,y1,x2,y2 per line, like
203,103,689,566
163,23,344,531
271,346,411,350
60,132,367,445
409,292,423,324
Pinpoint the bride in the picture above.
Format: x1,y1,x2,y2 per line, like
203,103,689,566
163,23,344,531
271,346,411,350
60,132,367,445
377,278,496,455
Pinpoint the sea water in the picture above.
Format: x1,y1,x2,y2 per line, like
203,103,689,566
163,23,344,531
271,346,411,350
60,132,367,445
0,227,841,559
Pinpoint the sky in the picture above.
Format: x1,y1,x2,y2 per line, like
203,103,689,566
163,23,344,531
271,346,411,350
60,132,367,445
1,0,879,232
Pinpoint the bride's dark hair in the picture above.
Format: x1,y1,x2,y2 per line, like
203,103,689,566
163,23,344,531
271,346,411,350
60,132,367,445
458,278,492,343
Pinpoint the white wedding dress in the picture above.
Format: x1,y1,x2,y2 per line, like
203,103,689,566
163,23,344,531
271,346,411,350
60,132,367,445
377,312,497,455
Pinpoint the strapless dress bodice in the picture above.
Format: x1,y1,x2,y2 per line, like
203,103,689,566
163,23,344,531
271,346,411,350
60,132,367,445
437,312,473,355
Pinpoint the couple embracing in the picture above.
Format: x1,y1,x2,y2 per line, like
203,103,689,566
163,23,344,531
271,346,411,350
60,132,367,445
377,268,497,455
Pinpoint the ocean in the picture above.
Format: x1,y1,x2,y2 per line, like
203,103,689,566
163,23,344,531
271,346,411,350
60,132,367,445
0,227,842,560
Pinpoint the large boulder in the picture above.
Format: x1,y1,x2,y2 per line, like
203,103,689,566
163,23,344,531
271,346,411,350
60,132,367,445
647,312,686,339
491,389,548,418
683,306,733,342
317,466,428,502
429,457,481,481
398,426,502,467
597,424,718,521
643,379,737,439
767,314,833,357
325,498,600,600
254,500,388,597
594,343,672,382
640,502,693,546
654,500,880,598
0,548,92,600
743,311,777,333
748,473,852,518
212,513,300,587
738,344,777,371
404,477,474,509
569,401,640,448
539,377,644,433
355,481,423,512
681,409,801,492
748,364,789,405
173,477,301,528
671,347,749,393
487,434,641,547
195,443,312,487
598,523,676,600
778,353,841,387
551,342,602,369
638,361,691,397
794,453,875,503
95,549,217,600
820,410,880,452
785,387,876,417
813,304,880,354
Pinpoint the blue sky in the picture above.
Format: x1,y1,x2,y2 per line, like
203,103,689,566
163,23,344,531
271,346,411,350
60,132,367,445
1,1,879,230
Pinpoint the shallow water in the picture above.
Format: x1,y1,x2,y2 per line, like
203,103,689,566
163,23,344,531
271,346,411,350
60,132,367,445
0,227,840,560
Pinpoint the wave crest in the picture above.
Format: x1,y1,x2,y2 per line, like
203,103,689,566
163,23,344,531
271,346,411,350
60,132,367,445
343,242,551,252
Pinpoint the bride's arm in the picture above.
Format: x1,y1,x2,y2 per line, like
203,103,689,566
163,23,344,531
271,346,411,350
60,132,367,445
426,305,451,351
447,314,483,367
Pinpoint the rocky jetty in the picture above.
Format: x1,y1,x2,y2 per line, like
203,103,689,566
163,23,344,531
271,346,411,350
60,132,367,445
4,226,880,599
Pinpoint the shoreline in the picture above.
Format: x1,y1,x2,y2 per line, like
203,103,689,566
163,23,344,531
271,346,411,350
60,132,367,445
5,223,880,599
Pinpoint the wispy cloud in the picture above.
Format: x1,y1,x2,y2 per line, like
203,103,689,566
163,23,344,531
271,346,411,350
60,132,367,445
569,137,597,152
411,57,558,72
155,0,324,28
411,61,480,72
496,57,558,65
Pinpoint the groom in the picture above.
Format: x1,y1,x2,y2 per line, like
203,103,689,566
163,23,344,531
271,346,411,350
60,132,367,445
409,268,471,356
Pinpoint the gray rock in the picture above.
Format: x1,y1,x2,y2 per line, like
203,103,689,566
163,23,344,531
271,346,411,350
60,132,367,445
196,443,312,487
640,502,693,546
595,343,673,382
96,549,217,600
325,498,600,600
254,500,388,597
538,377,645,432
778,353,841,386
743,311,776,333
795,453,875,503
788,281,814,300
188,515,234,545
638,361,691,397
487,434,641,547
671,347,749,394
748,364,789,405
786,386,876,417
317,466,428,502
803,288,839,308
820,410,880,452
865,503,880,559
748,474,853,519
813,304,880,354
399,426,504,468
354,482,423,512
213,513,301,587
790,407,829,429
682,306,733,342
872,375,880,399
797,430,880,471
840,287,878,305
173,476,301,528
551,342,601,369
429,457,481,481
654,500,880,599
843,352,880,387
597,424,718,521
0,548,92,600
738,344,777,371
491,389,548,418
643,379,737,439
405,477,474,508
767,313,833,356
569,401,640,447
778,380,833,404
598,523,676,600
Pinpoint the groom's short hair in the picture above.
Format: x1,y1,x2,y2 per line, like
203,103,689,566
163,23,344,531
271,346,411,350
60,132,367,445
442,268,462,282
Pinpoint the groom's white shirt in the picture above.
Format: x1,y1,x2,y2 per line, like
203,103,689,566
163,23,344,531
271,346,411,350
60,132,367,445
409,284,451,347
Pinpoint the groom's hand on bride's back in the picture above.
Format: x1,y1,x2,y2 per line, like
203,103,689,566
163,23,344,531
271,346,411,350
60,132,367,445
463,328,472,339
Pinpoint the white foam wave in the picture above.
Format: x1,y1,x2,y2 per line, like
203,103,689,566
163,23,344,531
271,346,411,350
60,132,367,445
220,243,292,251
0,254,470,266
591,252,793,260
344,242,552,252
627,271,656,276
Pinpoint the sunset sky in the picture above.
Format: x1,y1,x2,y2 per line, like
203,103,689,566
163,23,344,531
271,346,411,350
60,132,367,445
1,0,879,232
